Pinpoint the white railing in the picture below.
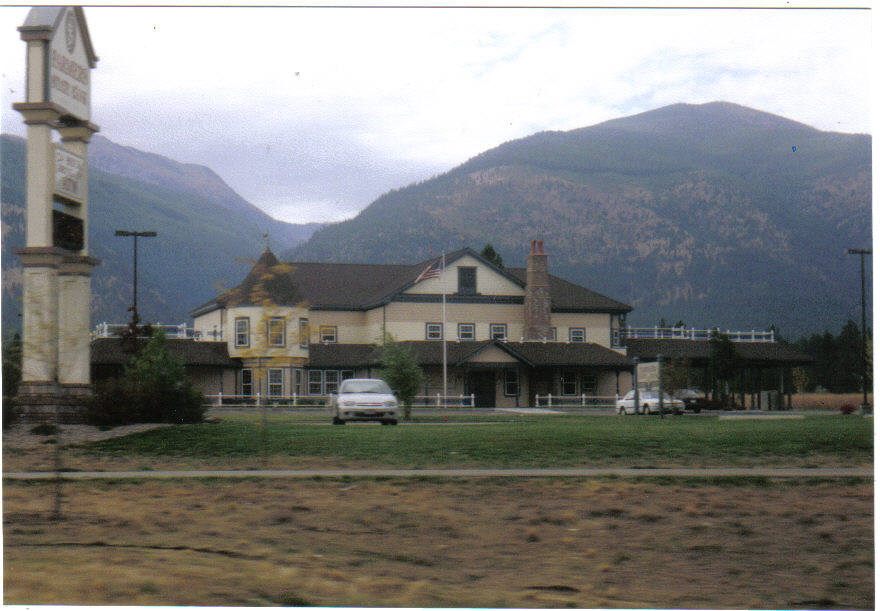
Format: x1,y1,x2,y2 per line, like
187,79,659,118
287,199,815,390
92,322,196,340
535,394,619,408
204,393,476,409
411,394,476,408
616,327,775,343
204,393,330,408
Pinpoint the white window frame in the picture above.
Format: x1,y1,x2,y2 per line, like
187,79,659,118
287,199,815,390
490,323,507,340
458,322,475,341
308,370,323,395
235,317,250,348
426,322,443,340
241,368,253,396
569,327,586,343
294,369,303,396
319,325,338,343
268,368,284,397
561,371,578,396
299,318,309,349
324,370,340,395
267,317,286,347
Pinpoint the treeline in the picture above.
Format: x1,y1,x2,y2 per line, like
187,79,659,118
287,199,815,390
791,320,871,393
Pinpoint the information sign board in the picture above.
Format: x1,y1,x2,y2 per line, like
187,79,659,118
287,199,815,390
54,145,86,204
48,7,90,121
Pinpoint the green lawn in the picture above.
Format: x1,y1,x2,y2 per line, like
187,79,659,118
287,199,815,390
85,415,873,468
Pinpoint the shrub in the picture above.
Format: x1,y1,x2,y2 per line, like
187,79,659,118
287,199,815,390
86,331,205,426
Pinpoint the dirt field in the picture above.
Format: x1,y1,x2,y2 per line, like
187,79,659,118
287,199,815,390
790,393,873,411
3,478,873,609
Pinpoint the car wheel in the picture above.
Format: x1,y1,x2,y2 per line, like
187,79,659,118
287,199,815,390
332,416,345,425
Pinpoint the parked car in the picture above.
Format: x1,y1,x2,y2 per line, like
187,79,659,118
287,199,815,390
673,389,725,412
330,378,400,425
616,390,685,415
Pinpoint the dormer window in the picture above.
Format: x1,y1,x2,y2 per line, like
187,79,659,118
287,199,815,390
458,266,477,295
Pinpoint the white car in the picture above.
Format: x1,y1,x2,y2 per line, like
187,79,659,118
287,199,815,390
330,378,400,425
616,390,685,415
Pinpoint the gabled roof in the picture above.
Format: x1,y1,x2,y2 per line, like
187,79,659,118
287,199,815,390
308,340,632,369
19,7,98,67
192,247,632,316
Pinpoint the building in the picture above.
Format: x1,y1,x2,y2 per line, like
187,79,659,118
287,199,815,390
190,240,634,407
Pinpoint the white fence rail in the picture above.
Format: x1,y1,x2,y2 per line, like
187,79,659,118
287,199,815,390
92,322,195,340
534,394,619,408
616,327,775,342
204,393,476,409
204,393,330,408
411,394,475,408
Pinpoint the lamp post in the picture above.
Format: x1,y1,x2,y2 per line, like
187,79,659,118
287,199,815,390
847,248,872,414
115,230,157,330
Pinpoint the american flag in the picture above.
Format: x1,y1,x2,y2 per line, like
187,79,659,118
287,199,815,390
415,260,442,282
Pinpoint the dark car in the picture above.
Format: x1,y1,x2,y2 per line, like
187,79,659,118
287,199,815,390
673,389,725,412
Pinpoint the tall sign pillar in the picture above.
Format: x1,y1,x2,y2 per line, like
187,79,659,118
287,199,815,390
13,7,99,421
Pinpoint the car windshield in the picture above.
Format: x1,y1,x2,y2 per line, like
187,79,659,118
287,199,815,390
340,380,392,394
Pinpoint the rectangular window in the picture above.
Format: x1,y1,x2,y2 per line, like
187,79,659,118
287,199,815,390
241,369,253,396
458,266,477,295
569,327,586,343
504,369,519,397
267,318,285,346
319,325,337,343
426,322,443,340
308,370,323,395
561,372,578,396
299,318,309,349
235,317,250,348
581,373,598,395
324,370,340,395
268,368,284,397
294,369,303,396
458,323,475,341
490,323,507,340
549,327,557,341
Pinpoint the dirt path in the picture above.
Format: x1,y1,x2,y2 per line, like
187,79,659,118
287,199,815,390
3,466,873,479
3,477,873,608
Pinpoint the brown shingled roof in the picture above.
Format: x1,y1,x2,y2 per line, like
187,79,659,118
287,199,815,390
192,247,632,316
625,339,812,365
91,338,238,367
308,340,632,369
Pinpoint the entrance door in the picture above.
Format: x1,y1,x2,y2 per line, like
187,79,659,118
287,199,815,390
466,371,496,408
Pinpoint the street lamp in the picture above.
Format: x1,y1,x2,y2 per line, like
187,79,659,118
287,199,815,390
847,248,872,414
115,230,157,331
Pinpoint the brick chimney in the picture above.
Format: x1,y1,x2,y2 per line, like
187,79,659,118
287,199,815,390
524,239,552,340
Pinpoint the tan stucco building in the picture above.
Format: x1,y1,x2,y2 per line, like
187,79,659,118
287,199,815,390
191,241,634,407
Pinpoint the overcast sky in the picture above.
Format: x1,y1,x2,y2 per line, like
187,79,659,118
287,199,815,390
0,5,872,224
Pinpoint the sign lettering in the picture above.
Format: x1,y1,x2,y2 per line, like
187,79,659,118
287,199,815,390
48,7,90,120
54,146,86,204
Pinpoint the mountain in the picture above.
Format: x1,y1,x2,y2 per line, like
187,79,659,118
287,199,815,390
286,102,872,338
1,134,323,334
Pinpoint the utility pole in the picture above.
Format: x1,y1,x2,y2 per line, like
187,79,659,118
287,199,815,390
115,230,157,330
847,249,872,414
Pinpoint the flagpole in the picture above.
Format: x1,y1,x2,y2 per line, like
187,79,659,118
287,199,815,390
441,252,447,407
